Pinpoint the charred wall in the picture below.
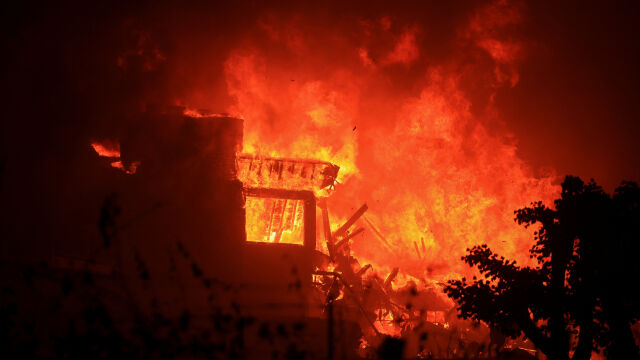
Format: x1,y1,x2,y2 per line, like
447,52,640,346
117,108,245,310
0,106,245,315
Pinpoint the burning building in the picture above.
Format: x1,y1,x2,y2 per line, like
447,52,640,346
238,155,335,307
70,106,462,358
5,1,639,358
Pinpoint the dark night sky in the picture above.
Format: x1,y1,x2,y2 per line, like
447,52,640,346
498,1,640,190
1,0,639,192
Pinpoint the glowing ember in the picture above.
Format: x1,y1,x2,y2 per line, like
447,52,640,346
109,160,140,175
91,141,139,174
90,141,120,158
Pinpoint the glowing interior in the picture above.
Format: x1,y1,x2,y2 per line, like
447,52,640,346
245,196,305,245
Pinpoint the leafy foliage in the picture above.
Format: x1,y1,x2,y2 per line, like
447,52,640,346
444,176,640,360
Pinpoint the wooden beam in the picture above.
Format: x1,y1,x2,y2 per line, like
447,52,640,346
413,241,421,259
317,198,335,260
334,227,365,249
384,267,399,289
355,264,372,277
318,199,333,244
363,216,392,249
332,204,368,239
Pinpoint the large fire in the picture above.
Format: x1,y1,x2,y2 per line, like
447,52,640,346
7,0,640,358
93,0,560,341
224,0,558,290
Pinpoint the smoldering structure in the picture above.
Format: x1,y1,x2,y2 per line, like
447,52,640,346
1,106,490,359
106,107,472,358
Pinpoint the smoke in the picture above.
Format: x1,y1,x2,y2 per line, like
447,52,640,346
214,0,560,278
1,0,638,270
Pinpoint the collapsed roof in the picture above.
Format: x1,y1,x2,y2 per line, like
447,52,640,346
236,154,339,196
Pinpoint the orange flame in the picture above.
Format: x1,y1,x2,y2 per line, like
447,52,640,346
174,0,563,336
91,141,139,174
224,1,558,289
90,141,120,158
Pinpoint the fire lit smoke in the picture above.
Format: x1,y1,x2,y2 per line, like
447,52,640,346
220,1,558,282
80,0,561,284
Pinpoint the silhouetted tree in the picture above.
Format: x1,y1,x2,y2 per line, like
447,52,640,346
444,176,640,360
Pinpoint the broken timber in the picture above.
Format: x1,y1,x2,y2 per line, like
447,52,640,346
237,154,339,193
413,241,421,259
363,216,393,250
334,227,365,249
318,199,336,260
332,204,368,239
384,267,399,289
